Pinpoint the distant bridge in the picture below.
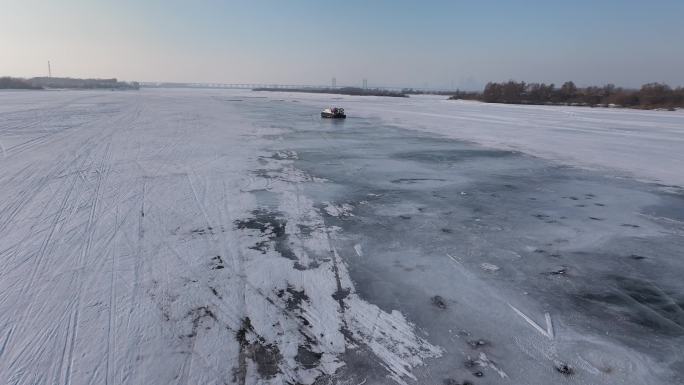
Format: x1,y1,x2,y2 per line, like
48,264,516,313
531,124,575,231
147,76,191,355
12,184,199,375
139,82,455,93
140,82,323,90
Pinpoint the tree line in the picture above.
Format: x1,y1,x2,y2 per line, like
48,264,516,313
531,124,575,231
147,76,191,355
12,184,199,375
0,77,42,89
0,76,139,90
450,81,684,110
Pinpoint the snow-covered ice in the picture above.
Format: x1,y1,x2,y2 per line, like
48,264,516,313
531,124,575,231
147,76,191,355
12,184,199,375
1,88,683,385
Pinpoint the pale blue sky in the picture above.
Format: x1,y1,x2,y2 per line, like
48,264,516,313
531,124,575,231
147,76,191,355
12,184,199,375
2,0,683,89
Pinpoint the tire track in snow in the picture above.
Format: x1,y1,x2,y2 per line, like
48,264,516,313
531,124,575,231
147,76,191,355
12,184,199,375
0,326,12,359
62,141,111,385
0,132,96,241
220,179,249,385
177,171,233,385
0,132,99,287
115,112,161,380
105,207,120,385
1,94,143,384
118,176,146,385
20,168,79,299
0,164,46,234
1,138,100,384
0,94,104,159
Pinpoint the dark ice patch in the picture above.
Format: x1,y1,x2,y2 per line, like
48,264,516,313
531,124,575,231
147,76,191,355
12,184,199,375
209,286,221,299
250,240,270,253
235,317,283,379
431,295,448,309
235,210,297,260
554,362,574,376
295,346,323,369
548,267,567,276
391,178,446,184
276,286,309,311
293,261,308,271
574,275,684,336
210,255,225,270
393,149,514,164
269,151,298,160
332,288,351,302
251,342,282,378
643,193,684,222
184,306,217,339
296,224,316,236
444,379,474,385
253,168,281,179
467,339,489,348
191,227,212,235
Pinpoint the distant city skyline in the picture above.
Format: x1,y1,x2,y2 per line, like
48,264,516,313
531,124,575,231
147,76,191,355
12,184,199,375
2,0,684,90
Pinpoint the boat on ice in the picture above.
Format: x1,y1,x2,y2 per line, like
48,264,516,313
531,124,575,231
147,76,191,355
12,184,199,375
321,107,346,119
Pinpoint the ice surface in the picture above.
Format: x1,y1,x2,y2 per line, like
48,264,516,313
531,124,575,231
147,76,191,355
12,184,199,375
277,92,684,187
0,89,683,385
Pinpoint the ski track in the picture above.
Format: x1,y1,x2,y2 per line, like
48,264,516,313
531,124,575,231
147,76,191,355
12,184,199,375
1,89,682,385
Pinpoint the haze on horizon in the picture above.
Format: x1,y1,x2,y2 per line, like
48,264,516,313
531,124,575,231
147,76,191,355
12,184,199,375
2,0,683,90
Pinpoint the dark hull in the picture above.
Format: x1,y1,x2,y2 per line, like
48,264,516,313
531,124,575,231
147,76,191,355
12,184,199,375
321,112,346,119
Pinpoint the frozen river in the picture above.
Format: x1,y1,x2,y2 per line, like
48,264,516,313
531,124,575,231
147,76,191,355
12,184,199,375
0,89,683,385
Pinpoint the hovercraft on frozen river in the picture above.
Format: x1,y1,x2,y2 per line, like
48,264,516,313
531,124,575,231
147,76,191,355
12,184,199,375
321,107,346,119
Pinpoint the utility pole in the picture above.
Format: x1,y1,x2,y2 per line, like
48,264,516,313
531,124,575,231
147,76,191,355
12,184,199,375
48,61,52,78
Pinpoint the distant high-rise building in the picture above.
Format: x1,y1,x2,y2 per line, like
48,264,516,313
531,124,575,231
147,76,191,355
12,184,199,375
362,79,368,89
332,77,336,88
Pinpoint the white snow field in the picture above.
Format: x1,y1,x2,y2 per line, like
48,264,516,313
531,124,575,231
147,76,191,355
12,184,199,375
0,89,683,385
